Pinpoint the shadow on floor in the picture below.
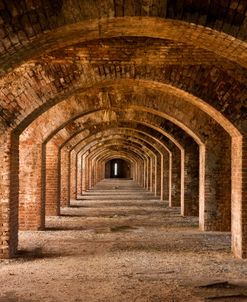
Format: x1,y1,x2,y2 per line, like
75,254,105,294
16,248,63,260
0,292,33,302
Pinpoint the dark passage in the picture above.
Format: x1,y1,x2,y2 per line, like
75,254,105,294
105,159,131,179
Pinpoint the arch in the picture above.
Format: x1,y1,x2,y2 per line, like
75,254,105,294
1,17,246,78
0,12,246,260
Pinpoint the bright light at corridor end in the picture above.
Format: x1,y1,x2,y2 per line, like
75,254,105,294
114,163,118,176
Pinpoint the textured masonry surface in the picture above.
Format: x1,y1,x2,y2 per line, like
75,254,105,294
0,1,246,260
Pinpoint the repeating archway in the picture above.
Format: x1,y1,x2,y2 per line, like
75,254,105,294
9,86,241,258
0,4,246,260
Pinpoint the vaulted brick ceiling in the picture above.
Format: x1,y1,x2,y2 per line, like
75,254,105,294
0,0,247,259
0,1,246,136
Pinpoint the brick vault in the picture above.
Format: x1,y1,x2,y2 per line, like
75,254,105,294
0,0,246,261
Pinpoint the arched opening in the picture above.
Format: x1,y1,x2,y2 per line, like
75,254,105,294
0,4,246,263
0,2,247,301
105,159,131,179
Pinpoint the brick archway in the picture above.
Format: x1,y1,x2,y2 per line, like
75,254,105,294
0,7,246,260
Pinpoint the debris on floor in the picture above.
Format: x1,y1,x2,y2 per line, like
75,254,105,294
0,180,245,302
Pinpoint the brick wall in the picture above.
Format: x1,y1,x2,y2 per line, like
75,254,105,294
0,2,246,260
45,141,60,216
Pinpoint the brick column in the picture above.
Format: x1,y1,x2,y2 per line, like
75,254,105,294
70,150,77,200
101,161,105,181
88,157,93,189
153,156,158,195
90,159,94,188
170,148,181,207
19,141,44,230
199,131,231,232
182,143,200,216
76,153,82,197
0,132,18,258
60,148,70,207
148,156,151,192
145,157,149,190
81,152,89,192
143,159,147,189
45,141,60,216
140,161,144,187
85,155,90,191
150,156,154,193
95,160,102,184
232,136,247,258
156,154,163,198
162,153,171,202
241,137,247,258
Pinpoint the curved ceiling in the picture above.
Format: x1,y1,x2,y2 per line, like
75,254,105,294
1,0,247,259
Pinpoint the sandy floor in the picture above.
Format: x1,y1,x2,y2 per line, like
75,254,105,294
0,179,247,302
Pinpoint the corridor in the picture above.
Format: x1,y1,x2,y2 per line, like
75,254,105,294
0,1,247,301
0,179,246,302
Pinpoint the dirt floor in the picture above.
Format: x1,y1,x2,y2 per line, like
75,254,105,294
0,179,247,302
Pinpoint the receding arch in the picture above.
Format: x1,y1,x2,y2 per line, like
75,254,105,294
1,17,246,79
0,29,245,260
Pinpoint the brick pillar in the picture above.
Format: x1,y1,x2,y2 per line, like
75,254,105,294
88,157,93,189
93,159,97,185
152,157,155,192
19,141,44,230
101,161,105,181
90,159,94,188
95,159,98,185
0,132,18,258
70,150,77,200
153,156,157,195
200,132,231,232
170,148,181,207
143,159,147,189
84,155,90,191
162,153,171,202
146,158,150,189
156,155,161,197
140,161,144,187
81,153,87,193
149,157,153,192
146,157,150,191
95,160,101,184
160,155,164,200
45,141,60,216
182,142,199,216
92,159,96,187
132,161,138,180
232,136,247,258
60,148,70,207
76,153,82,197
150,157,153,193
241,137,247,258
134,162,138,182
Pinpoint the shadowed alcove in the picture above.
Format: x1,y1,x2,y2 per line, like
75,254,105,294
105,159,131,179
